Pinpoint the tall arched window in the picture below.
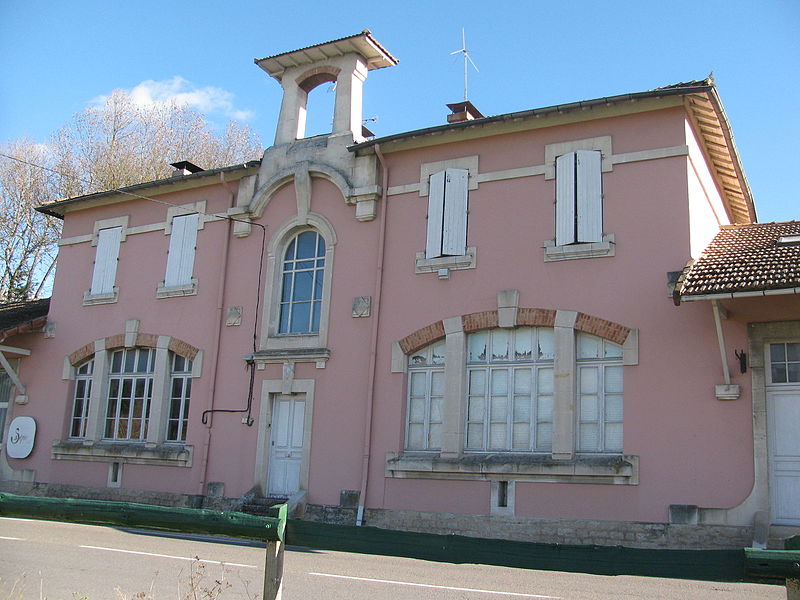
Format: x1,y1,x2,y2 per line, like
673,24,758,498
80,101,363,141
279,230,326,334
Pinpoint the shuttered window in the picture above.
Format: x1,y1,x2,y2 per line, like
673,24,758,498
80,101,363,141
576,333,623,453
90,227,122,295
164,213,199,287
555,150,602,246
426,168,469,258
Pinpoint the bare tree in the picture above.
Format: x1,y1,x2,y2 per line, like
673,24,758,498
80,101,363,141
1,90,262,301
0,139,61,302
52,90,262,193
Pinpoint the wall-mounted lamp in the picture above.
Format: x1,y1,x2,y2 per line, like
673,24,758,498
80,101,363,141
735,349,747,374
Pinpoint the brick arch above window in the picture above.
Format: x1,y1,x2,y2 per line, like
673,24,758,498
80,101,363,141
68,334,199,366
398,309,632,355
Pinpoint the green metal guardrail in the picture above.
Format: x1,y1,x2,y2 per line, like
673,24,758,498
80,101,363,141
744,547,800,599
0,492,287,599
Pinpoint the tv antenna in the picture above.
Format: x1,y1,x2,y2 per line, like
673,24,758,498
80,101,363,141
450,28,479,101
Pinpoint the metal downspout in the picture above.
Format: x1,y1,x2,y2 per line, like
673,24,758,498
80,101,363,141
357,144,389,526
197,172,236,496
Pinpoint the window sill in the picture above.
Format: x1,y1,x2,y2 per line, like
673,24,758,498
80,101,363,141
251,347,330,368
543,234,615,262
51,440,193,467
82,289,119,305
415,247,477,274
156,279,198,298
385,451,638,485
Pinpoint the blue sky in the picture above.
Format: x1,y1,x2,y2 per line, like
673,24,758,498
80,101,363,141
2,0,798,222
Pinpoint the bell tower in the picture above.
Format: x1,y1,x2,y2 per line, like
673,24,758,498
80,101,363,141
255,30,398,145
234,32,398,228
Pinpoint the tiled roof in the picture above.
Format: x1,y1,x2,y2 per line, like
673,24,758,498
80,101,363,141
679,222,800,297
0,298,50,340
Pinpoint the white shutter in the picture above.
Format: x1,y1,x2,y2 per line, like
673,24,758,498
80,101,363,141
441,168,469,256
90,227,122,294
425,170,446,258
164,213,198,286
555,153,576,246
576,150,602,242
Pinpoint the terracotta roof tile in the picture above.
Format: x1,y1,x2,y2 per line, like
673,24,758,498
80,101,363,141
680,222,800,296
0,298,50,339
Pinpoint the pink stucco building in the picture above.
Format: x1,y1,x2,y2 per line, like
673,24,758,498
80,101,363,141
1,32,798,549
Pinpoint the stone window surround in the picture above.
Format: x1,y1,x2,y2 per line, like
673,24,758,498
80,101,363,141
544,136,615,261
389,290,639,485
415,156,479,275
51,320,202,468
257,212,336,366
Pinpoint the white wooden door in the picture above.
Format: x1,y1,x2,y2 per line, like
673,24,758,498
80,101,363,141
768,388,800,525
268,394,306,496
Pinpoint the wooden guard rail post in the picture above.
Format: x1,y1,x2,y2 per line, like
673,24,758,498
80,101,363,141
0,492,287,600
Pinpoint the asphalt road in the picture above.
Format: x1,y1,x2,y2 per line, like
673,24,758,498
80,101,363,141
0,516,783,599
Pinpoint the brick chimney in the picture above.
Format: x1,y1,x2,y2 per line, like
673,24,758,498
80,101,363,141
446,100,484,123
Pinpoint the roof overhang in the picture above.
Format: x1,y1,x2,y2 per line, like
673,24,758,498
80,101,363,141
0,299,50,343
679,287,800,302
682,87,755,223
36,161,261,219
352,80,755,224
255,30,398,81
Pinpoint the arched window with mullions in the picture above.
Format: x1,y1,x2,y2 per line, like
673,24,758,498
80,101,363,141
279,230,326,334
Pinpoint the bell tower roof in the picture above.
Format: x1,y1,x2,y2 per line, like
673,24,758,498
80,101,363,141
255,30,398,81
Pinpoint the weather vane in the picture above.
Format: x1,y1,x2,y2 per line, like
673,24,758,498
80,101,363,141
450,28,479,102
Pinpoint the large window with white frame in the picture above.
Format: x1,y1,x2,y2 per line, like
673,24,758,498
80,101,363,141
403,326,626,457
104,348,155,441
70,358,94,438
167,353,193,442
769,342,800,384
576,333,623,453
279,230,326,335
0,364,14,443
465,327,555,452
405,341,446,451
67,347,194,444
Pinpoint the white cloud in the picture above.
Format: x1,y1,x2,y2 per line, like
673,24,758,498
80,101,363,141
93,76,254,121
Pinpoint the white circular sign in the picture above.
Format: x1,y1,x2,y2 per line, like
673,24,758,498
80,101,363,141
6,416,36,459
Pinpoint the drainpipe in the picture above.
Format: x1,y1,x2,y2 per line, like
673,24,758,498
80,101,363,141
197,172,237,496
356,144,389,526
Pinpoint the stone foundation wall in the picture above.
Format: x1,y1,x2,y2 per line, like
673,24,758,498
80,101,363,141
0,480,203,509
0,481,753,550
303,503,753,550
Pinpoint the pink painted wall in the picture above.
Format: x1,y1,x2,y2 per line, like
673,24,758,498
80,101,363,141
1,103,782,529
